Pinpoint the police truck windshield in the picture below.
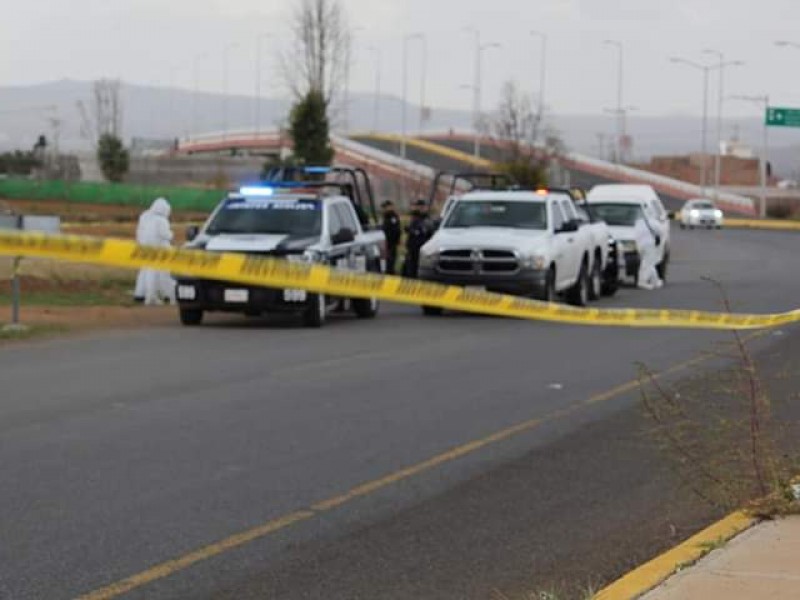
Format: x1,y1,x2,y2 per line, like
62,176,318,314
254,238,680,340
444,201,548,230
206,198,322,236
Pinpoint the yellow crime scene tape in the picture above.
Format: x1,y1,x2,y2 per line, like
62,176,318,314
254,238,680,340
1,230,799,330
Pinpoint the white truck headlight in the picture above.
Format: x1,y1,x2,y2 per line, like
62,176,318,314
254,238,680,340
419,247,438,268
523,254,547,270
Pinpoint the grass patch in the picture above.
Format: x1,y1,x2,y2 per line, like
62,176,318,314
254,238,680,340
0,323,69,342
0,290,131,307
0,276,135,306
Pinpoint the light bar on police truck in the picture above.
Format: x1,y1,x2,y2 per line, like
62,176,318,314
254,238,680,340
239,186,274,197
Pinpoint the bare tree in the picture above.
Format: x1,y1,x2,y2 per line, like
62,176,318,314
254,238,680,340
491,81,561,186
281,0,351,108
492,81,542,162
77,78,124,147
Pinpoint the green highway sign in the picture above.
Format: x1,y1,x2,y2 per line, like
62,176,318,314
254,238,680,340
766,107,800,128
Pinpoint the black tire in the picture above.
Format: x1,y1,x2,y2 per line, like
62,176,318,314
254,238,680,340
422,306,444,316
588,257,603,301
534,266,556,302
656,249,670,283
679,223,686,229
179,308,203,326
302,294,326,328
567,260,590,307
353,296,379,319
601,278,619,297
352,262,381,319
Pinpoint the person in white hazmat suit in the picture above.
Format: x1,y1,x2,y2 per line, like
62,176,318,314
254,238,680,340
637,221,664,291
134,198,176,304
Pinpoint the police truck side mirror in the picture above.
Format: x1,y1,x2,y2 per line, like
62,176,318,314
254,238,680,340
331,228,356,245
186,225,199,242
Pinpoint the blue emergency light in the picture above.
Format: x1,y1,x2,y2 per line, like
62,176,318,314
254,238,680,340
239,186,275,197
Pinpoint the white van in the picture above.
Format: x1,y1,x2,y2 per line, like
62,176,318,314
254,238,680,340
585,185,671,284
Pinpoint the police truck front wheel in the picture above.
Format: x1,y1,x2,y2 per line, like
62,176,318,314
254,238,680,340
353,296,379,319
303,294,327,328
179,308,204,326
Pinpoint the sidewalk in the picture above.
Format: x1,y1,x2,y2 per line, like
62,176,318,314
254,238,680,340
642,516,800,599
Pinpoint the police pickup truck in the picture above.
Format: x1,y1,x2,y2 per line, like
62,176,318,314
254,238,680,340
418,189,614,313
176,184,385,327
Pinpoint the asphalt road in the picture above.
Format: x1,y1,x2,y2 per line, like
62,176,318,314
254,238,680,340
2,227,799,599
351,135,686,211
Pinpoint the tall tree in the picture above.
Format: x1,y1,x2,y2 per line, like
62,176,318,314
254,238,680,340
97,133,129,183
282,0,351,107
77,79,129,182
290,89,334,166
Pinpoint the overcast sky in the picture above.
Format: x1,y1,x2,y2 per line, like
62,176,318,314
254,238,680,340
5,0,800,118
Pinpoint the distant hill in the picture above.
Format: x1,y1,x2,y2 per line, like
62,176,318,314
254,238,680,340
1,80,798,177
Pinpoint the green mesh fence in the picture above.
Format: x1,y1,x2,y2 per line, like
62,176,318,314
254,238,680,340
0,179,224,212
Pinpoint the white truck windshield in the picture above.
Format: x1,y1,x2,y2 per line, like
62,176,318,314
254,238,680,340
589,203,643,227
444,201,548,230
206,198,322,236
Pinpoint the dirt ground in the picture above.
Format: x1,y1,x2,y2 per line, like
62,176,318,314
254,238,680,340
2,198,209,223
1,304,176,333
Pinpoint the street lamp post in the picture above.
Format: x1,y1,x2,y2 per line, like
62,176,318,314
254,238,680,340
703,49,745,196
401,33,424,159
344,27,366,134
670,57,715,191
222,42,240,142
465,28,500,159
729,94,770,218
192,52,210,138
603,40,624,163
368,46,382,132
418,34,428,132
255,34,271,139
530,31,547,119
603,105,637,163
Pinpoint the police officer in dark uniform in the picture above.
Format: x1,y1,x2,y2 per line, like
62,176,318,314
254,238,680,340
402,199,434,278
381,200,402,275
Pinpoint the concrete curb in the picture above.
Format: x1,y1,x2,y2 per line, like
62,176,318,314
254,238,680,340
594,511,756,600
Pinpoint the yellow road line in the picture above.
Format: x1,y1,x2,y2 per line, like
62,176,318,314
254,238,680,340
594,511,756,600
79,510,315,600
77,347,741,599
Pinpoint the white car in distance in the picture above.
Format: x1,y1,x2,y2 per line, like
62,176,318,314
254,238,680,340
679,199,724,229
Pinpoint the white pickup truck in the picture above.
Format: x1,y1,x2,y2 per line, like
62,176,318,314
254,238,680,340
418,189,613,313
